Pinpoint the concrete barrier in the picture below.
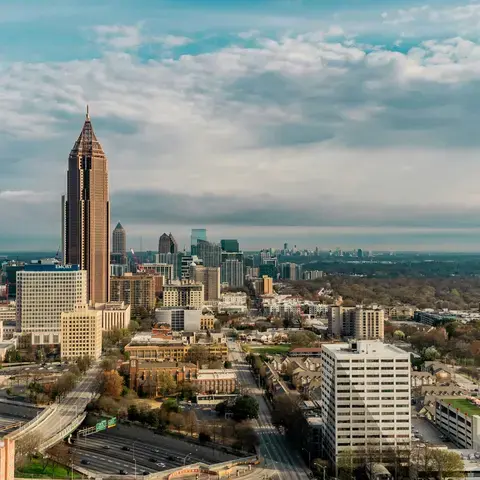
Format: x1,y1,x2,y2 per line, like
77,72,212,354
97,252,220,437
7,404,58,440
39,412,87,452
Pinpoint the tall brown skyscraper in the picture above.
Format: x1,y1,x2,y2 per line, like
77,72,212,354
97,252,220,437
63,108,110,303
112,222,127,264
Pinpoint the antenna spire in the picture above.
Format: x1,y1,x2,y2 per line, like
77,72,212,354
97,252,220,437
86,104,90,120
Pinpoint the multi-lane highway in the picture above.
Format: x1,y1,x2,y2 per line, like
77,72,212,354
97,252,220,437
229,341,310,480
71,426,236,475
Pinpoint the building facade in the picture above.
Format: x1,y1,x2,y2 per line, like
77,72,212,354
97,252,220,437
220,239,239,252
155,308,201,331
163,281,204,309
191,265,220,301
110,273,156,310
197,240,222,268
191,229,207,255
328,306,385,340
321,341,411,467
63,110,110,304
16,265,87,345
94,301,131,330
221,257,244,288
61,304,102,360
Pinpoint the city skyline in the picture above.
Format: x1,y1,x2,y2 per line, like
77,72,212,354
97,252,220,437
2,0,480,251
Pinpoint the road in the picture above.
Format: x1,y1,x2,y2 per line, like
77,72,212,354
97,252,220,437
72,426,236,476
229,341,310,480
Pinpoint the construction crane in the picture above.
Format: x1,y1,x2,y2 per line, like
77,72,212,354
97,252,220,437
130,248,143,272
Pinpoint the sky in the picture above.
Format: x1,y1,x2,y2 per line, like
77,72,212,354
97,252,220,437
3,0,480,251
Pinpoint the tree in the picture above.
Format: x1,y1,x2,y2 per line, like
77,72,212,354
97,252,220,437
127,403,139,421
232,395,259,421
234,422,259,452
155,371,176,397
393,330,405,340
185,345,210,366
76,355,92,373
429,448,464,480
224,360,232,369
101,356,117,371
288,331,318,348
101,370,124,397
15,432,43,467
54,372,76,397
423,346,440,361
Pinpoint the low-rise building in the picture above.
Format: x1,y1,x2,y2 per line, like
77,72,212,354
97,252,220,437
155,308,201,331
194,369,237,394
60,304,102,360
411,371,436,388
94,301,131,331
436,397,480,449
200,313,215,330
0,304,15,324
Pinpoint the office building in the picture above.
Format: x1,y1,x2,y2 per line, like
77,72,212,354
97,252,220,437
158,233,178,254
191,265,220,301
163,281,204,309
155,308,201,331
17,264,87,345
0,304,15,324
3,263,24,299
180,255,202,280
112,222,126,264
110,273,156,311
280,262,302,280
197,240,222,268
138,263,173,282
194,370,237,394
191,229,207,255
156,252,183,280
221,257,244,288
259,264,277,279
220,239,239,252
63,109,110,304
328,306,385,340
94,301,131,331
321,341,411,467
61,304,102,360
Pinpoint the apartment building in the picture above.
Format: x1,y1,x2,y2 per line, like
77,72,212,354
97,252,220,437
191,265,220,301
321,341,411,467
16,265,87,345
61,304,102,360
163,281,204,309
110,273,156,310
328,306,384,340
138,263,174,282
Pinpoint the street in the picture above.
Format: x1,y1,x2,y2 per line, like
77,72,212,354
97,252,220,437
229,341,310,480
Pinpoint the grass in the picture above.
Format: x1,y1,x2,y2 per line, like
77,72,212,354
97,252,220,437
243,344,291,355
444,398,480,416
16,457,82,479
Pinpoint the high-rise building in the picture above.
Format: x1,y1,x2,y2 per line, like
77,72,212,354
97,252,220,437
17,264,87,345
61,304,103,360
112,222,127,264
191,229,207,255
110,273,156,311
220,239,239,253
158,233,178,254
3,263,24,299
197,240,222,268
280,262,302,280
180,255,203,280
191,265,221,301
328,306,385,340
321,341,411,468
259,264,277,279
221,258,244,288
156,252,183,280
63,109,110,304
163,281,204,309
262,275,273,295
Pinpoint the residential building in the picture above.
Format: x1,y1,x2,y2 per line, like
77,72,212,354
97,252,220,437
112,222,127,264
61,304,102,360
200,313,216,330
220,239,239,252
111,264,128,277
155,308,201,331
221,258,244,288
321,341,411,467
280,262,302,280
218,292,248,314
156,252,183,280
158,233,178,254
191,229,207,255
261,276,273,295
245,267,259,278
16,265,87,345
303,270,324,281
197,240,222,268
191,265,220,301
110,273,156,311
180,255,202,280
94,301,131,331
63,109,110,304
259,264,277,279
328,306,385,340
163,281,204,309
436,397,480,449
138,263,173,282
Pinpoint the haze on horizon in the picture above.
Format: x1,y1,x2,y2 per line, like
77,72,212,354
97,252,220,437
1,0,480,252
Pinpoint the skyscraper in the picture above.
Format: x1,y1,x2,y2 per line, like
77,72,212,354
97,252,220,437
112,222,127,264
63,108,110,303
158,233,178,254
197,239,222,267
221,239,239,252
191,228,207,255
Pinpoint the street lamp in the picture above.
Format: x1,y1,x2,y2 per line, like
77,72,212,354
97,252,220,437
132,440,138,480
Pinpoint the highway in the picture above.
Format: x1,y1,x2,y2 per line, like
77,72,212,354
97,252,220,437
71,426,236,476
229,341,310,480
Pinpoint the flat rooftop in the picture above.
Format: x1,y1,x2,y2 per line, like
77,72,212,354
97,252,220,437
442,398,480,416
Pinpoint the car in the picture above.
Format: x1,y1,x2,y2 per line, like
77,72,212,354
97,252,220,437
121,446,131,451
119,470,127,475
103,445,110,450
81,459,89,465
149,457,156,462
142,472,149,476
157,462,166,468
154,449,160,453
168,455,175,461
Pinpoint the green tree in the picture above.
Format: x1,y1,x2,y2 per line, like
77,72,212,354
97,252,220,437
156,371,177,397
393,330,405,340
185,345,211,366
288,331,318,348
423,346,440,361
430,448,464,480
232,395,259,421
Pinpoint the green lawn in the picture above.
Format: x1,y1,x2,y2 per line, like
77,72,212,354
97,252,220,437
244,344,291,355
16,458,82,479
444,398,480,416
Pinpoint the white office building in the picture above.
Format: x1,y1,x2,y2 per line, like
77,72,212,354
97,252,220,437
16,264,87,345
155,308,201,331
321,340,411,467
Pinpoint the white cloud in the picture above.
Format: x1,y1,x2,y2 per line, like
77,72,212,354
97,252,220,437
93,24,143,49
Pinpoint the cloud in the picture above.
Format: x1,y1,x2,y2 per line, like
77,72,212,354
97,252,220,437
93,24,143,49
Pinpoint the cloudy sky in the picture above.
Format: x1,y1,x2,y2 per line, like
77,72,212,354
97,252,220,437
2,0,480,252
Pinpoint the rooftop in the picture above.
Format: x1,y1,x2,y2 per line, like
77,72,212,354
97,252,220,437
442,398,480,417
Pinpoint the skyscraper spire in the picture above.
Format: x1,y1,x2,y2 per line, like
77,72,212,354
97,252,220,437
86,104,90,120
